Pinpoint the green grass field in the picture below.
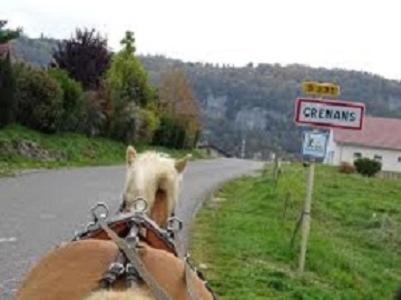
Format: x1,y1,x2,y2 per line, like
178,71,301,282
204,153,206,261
191,164,401,299
0,124,206,176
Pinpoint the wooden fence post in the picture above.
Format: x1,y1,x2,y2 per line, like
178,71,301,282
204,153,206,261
298,160,315,273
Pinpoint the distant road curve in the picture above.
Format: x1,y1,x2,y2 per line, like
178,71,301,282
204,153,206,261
0,158,263,299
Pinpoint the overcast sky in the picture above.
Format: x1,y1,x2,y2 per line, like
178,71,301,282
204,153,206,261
3,0,401,80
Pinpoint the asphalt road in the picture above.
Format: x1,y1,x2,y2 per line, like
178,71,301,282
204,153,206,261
0,158,262,299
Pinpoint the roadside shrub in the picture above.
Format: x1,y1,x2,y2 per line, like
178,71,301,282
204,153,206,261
153,116,187,149
0,54,16,127
109,102,138,143
339,162,356,174
354,158,381,177
136,108,160,144
80,91,107,137
15,65,63,133
48,68,84,131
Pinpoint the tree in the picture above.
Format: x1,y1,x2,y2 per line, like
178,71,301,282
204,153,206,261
106,31,154,108
0,20,21,44
14,64,63,133
106,31,156,142
48,68,84,131
52,28,111,89
158,69,199,119
0,21,21,127
0,54,16,127
155,69,201,148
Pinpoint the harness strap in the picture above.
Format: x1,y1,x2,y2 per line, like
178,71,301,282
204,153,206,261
170,224,208,300
184,258,202,300
99,252,126,289
97,218,172,300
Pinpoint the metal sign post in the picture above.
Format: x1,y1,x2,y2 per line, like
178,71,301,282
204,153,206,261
298,130,328,273
294,81,359,274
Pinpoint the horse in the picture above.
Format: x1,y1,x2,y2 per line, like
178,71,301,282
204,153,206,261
15,146,214,300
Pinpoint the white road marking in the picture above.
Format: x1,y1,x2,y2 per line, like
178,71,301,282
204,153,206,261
0,237,17,243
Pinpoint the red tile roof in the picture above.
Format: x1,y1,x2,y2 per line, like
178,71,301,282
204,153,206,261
334,116,401,151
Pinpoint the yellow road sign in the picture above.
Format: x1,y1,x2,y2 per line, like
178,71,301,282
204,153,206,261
302,81,340,97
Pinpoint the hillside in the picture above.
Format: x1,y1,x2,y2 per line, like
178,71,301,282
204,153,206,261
11,36,401,158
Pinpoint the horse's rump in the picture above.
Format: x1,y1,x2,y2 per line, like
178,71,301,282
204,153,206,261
16,239,213,300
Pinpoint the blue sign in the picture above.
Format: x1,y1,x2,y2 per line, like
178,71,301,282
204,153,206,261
302,131,328,158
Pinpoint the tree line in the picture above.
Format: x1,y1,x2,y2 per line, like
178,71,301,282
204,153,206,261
10,28,401,158
0,21,200,150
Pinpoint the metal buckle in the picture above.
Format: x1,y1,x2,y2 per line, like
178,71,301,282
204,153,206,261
132,197,148,214
108,262,125,276
90,202,109,222
101,262,125,287
85,220,97,231
126,263,143,288
126,224,140,247
185,253,196,270
167,216,183,233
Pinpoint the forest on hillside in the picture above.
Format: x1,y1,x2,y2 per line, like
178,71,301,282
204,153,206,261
12,35,401,158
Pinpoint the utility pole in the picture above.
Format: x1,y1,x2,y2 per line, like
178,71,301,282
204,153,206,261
240,138,246,159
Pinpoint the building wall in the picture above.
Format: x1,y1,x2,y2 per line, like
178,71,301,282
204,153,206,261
324,130,339,165
325,135,401,172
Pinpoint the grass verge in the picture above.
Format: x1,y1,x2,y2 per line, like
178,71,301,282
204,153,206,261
191,164,401,299
0,124,207,176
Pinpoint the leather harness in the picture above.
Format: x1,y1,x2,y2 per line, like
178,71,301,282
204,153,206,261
73,202,216,300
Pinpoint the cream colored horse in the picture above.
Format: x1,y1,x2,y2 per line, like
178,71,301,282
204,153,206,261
122,146,189,227
15,147,213,300
85,147,191,300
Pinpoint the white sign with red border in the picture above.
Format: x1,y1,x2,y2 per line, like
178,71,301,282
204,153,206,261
295,98,365,130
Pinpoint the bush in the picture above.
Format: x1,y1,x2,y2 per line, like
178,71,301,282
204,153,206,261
0,55,16,127
108,104,160,144
108,102,138,143
80,91,107,137
136,108,160,144
153,116,187,149
339,162,356,174
354,158,382,177
48,68,84,131
15,64,63,133
52,28,111,89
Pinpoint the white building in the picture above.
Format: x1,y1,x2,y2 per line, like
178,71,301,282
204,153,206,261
324,116,401,172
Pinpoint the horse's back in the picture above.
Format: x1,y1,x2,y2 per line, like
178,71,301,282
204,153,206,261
16,239,214,300
16,239,119,300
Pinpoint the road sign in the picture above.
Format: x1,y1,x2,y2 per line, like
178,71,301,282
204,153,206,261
302,131,328,158
295,98,365,130
302,81,340,97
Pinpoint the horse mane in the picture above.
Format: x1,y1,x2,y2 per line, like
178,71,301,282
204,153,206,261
124,150,183,226
134,151,178,180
